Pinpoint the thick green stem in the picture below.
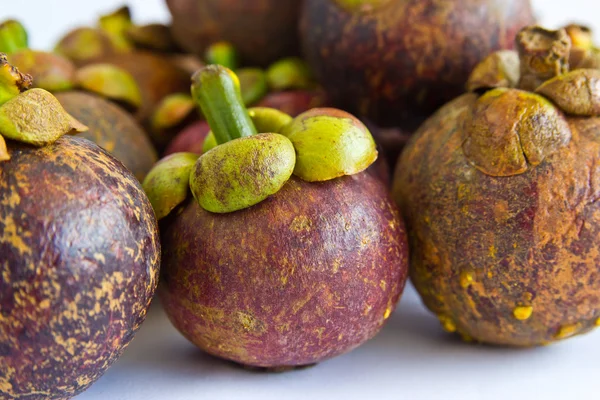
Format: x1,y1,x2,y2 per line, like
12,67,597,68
0,20,28,54
191,65,257,145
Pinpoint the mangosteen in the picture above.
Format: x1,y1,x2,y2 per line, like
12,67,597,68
55,91,158,181
393,27,600,346
167,0,303,67
300,0,536,157
0,55,160,398
145,65,409,368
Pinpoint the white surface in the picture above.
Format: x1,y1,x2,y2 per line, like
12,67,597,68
80,285,600,400
2,1,600,400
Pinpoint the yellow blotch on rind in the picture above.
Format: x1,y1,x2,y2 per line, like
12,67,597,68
384,306,393,320
438,314,457,333
513,306,533,321
460,271,474,288
554,323,581,339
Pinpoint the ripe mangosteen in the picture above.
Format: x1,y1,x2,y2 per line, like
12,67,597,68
300,0,536,154
393,26,600,346
145,65,409,368
0,55,160,398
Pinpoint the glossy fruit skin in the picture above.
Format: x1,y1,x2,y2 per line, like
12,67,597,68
392,93,600,346
167,0,303,67
300,0,535,130
0,136,160,399
160,173,408,368
55,91,158,181
97,51,191,123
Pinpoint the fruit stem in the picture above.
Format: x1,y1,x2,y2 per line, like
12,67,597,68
516,26,571,91
0,20,29,54
0,53,32,105
191,65,257,145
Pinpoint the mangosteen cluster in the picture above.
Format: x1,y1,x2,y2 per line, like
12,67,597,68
4,0,600,398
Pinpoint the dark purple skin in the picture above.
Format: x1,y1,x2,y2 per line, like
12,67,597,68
160,173,409,368
300,0,535,130
0,136,160,399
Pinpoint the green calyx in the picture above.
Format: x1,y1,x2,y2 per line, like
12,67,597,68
75,63,142,110
151,93,195,132
266,58,313,91
202,107,293,153
0,20,77,92
281,108,378,182
146,65,378,215
188,66,296,213
467,50,520,92
463,88,570,177
55,27,118,65
150,93,196,147
126,24,177,52
0,20,28,55
204,41,239,71
10,50,76,92
0,54,87,160
190,133,296,214
142,152,200,220
98,6,134,52
536,69,600,116
248,107,293,133
0,88,88,147
237,68,268,106
202,132,218,154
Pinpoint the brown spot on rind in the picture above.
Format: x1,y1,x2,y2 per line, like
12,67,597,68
0,136,160,398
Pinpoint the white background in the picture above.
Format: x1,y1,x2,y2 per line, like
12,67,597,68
2,1,600,399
